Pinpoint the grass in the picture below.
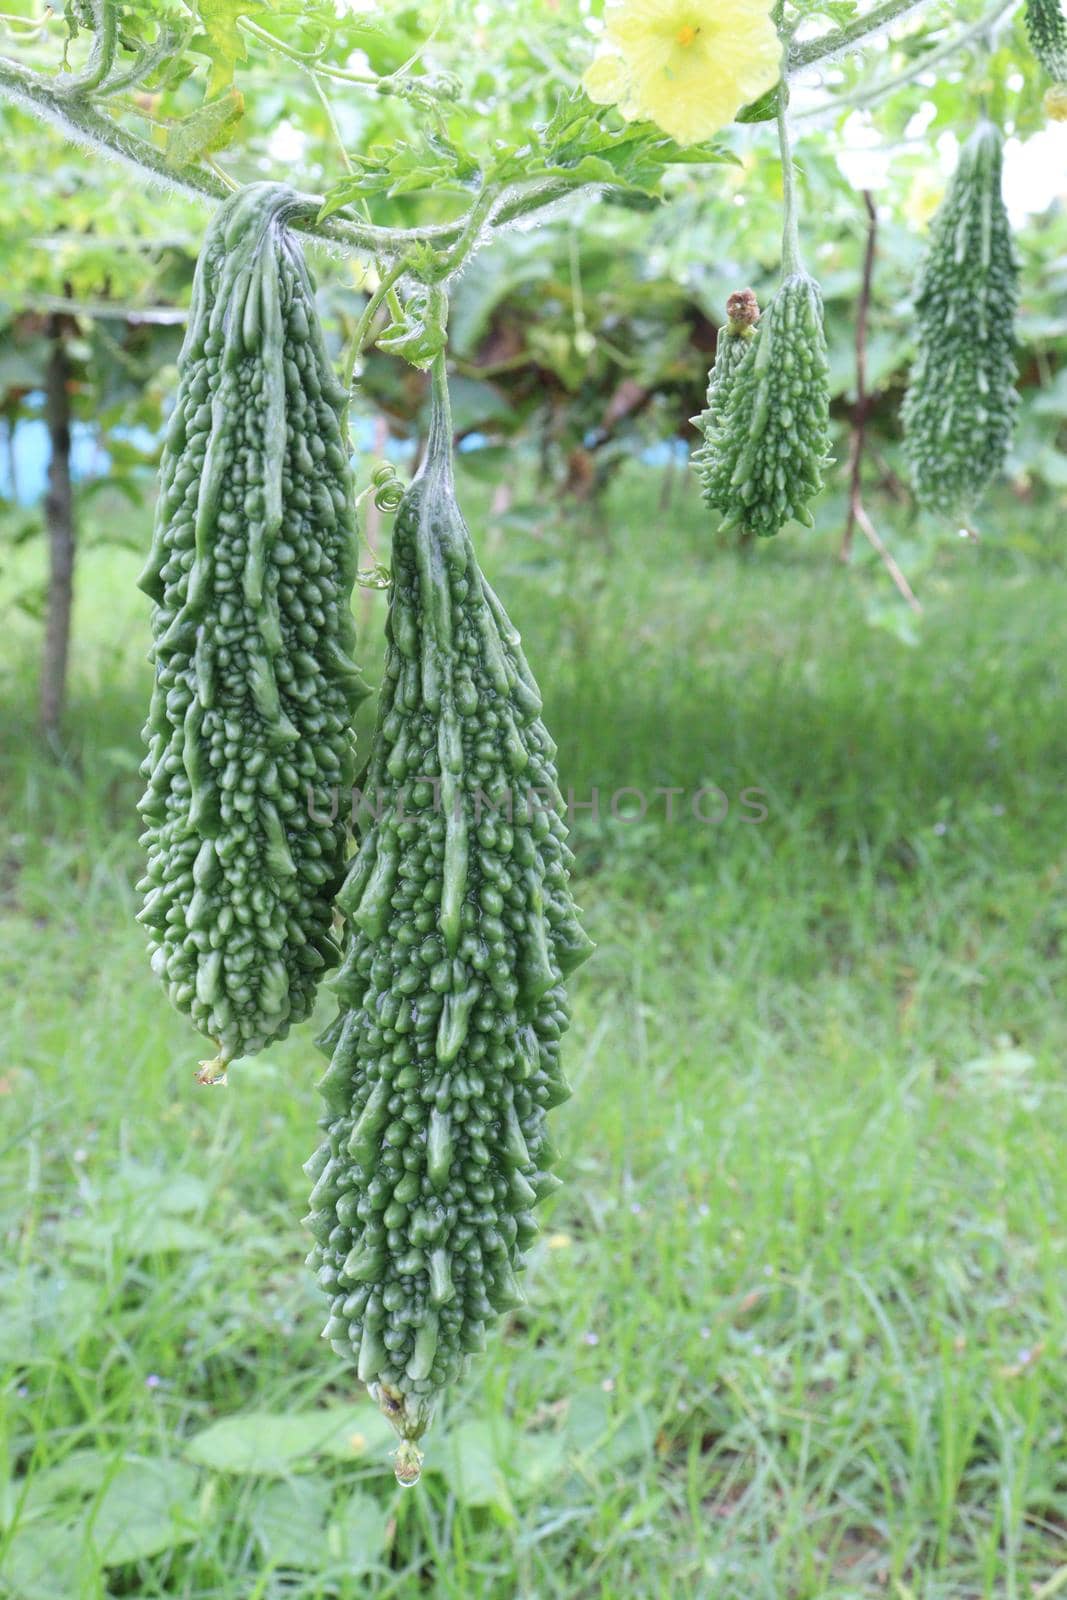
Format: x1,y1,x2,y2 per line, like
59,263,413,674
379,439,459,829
2,462,1067,1598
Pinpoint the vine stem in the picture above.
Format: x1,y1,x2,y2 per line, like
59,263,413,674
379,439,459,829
0,10,59,31
777,79,802,277
238,16,380,85
308,70,354,175
0,0,965,290
59,0,116,93
441,182,500,276
788,0,935,72
427,344,454,478
0,53,601,267
345,257,408,390
92,26,187,98
0,52,463,255
795,0,1019,120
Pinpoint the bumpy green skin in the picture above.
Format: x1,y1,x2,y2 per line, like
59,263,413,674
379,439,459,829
137,184,367,1079
1025,0,1067,81
901,121,1019,518
699,272,831,540
304,363,592,1462
691,326,756,506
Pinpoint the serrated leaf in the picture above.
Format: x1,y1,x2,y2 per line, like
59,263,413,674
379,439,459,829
317,136,472,217
193,0,268,95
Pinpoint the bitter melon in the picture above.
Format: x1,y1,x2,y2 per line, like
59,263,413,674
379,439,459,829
304,355,593,1480
137,183,367,1082
1024,0,1067,116
699,271,831,539
901,120,1019,517
691,288,760,505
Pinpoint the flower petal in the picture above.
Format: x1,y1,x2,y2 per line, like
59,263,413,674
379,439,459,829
583,50,631,106
588,0,782,145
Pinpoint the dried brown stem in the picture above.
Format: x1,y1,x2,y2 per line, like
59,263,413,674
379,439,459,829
40,310,75,741
855,504,922,613
842,190,878,563
839,193,922,613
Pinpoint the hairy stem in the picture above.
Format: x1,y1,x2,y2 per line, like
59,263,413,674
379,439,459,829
238,16,379,84
789,0,934,72
346,257,409,385
777,83,802,276
61,0,117,93
0,54,457,253
0,53,598,268
797,0,1019,120
442,182,500,276
93,25,187,96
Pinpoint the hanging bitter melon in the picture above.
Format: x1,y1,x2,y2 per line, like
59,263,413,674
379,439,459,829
137,183,368,1082
691,288,760,506
304,355,593,1481
699,270,831,539
901,120,1019,517
1024,0,1067,117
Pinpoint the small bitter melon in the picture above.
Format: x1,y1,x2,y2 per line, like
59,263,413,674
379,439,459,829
691,288,761,506
699,271,831,539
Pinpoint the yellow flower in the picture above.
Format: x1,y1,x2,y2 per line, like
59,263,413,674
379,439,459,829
583,0,782,146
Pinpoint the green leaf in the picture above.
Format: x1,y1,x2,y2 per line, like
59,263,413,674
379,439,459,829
789,0,857,21
98,1160,210,1214
2,1457,204,1577
375,288,448,371
185,1406,395,1474
193,0,268,96
62,1214,215,1255
0,1523,82,1600
2,1451,107,1531
507,1430,567,1494
456,444,514,484
437,1420,514,1516
323,1489,391,1573
250,1479,332,1568
167,88,245,167
563,1389,657,1471
0,1270,98,1365
87,1460,202,1565
317,135,476,218
735,84,782,124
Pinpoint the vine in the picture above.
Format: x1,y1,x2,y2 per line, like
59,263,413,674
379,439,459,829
0,0,1013,311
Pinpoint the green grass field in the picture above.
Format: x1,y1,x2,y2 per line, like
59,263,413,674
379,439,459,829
2,466,1067,1599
